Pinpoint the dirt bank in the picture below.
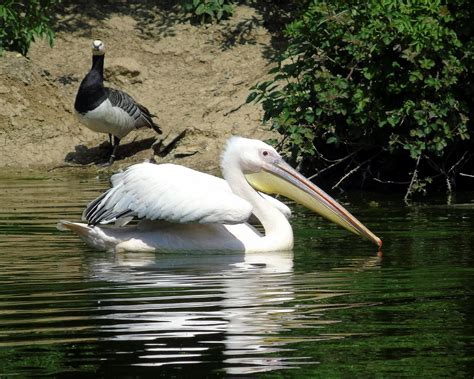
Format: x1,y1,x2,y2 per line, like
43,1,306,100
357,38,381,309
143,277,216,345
0,3,280,175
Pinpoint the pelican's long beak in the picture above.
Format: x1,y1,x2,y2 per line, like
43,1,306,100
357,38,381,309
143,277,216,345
245,159,382,248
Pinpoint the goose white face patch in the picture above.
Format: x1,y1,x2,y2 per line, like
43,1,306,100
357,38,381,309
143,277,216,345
92,40,105,55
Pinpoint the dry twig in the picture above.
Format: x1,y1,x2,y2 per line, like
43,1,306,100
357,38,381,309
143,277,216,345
331,152,381,190
373,178,410,185
404,154,422,203
308,149,360,180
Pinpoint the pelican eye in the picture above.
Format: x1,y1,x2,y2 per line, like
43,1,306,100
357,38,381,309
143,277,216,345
262,150,269,157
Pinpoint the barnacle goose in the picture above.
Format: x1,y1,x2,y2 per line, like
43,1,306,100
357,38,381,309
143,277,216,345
74,40,162,165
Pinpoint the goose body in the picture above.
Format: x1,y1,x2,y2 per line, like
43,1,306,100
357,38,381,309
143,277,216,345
74,40,161,164
59,137,382,253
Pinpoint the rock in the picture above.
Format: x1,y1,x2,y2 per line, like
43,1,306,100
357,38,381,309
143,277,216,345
141,44,162,55
105,57,146,79
174,150,198,158
229,77,245,86
152,129,187,157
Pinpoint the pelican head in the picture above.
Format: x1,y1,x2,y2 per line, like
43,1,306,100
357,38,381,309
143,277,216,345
222,137,382,248
91,39,105,55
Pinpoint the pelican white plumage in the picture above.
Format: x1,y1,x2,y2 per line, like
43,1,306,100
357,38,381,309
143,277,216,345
59,136,382,252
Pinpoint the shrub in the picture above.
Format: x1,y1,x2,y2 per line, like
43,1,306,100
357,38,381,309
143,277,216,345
0,0,59,56
248,0,473,198
182,0,235,23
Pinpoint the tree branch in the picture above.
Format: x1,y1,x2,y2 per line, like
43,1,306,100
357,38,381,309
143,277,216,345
448,151,470,174
308,149,360,180
373,178,410,185
404,154,422,204
331,151,381,190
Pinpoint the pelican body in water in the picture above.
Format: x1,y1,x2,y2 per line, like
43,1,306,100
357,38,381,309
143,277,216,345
59,137,382,252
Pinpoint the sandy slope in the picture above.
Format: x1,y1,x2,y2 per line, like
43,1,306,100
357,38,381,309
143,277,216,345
0,4,278,174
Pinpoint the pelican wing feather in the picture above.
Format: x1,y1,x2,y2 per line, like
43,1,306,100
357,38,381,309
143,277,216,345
83,162,253,226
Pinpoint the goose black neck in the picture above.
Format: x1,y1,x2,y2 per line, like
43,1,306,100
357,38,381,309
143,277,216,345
91,54,104,82
74,54,107,113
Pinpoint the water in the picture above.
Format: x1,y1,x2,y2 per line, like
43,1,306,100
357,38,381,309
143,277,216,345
0,173,473,377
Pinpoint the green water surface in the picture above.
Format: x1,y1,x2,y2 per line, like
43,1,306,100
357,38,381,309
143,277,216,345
0,174,472,377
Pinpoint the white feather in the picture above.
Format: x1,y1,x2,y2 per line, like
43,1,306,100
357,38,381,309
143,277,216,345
259,193,291,219
85,162,254,225
76,99,135,139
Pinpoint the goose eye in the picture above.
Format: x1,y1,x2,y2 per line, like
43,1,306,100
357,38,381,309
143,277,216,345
262,151,269,157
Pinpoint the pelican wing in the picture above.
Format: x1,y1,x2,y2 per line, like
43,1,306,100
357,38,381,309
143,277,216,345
83,162,253,226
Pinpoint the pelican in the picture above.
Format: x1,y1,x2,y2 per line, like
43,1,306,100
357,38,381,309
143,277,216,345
59,137,382,252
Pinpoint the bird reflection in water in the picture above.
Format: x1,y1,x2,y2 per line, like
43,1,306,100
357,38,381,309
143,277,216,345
86,249,381,374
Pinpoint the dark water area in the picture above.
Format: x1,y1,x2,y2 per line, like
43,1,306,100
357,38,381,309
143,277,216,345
0,174,473,377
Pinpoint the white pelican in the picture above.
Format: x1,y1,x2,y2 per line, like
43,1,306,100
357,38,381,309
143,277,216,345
59,137,382,252
74,40,162,165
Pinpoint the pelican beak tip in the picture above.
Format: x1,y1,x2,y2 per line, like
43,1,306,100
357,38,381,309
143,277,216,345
375,236,383,252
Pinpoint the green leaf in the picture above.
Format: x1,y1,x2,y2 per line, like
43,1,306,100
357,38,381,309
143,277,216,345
304,112,315,123
195,3,207,15
362,69,374,80
387,113,400,127
246,91,258,104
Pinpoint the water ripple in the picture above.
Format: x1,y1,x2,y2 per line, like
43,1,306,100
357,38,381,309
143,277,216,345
1,176,472,377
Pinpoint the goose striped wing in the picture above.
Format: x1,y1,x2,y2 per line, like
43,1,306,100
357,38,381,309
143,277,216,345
105,88,162,133
83,162,253,226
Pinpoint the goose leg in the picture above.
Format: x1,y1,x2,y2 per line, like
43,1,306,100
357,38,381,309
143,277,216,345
98,136,120,167
108,136,121,165
108,133,113,146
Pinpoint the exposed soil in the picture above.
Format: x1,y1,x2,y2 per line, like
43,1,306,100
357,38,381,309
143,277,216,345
0,2,282,175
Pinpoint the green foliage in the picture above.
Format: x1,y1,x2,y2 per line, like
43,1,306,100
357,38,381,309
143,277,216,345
182,0,235,23
0,0,59,56
248,0,473,195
